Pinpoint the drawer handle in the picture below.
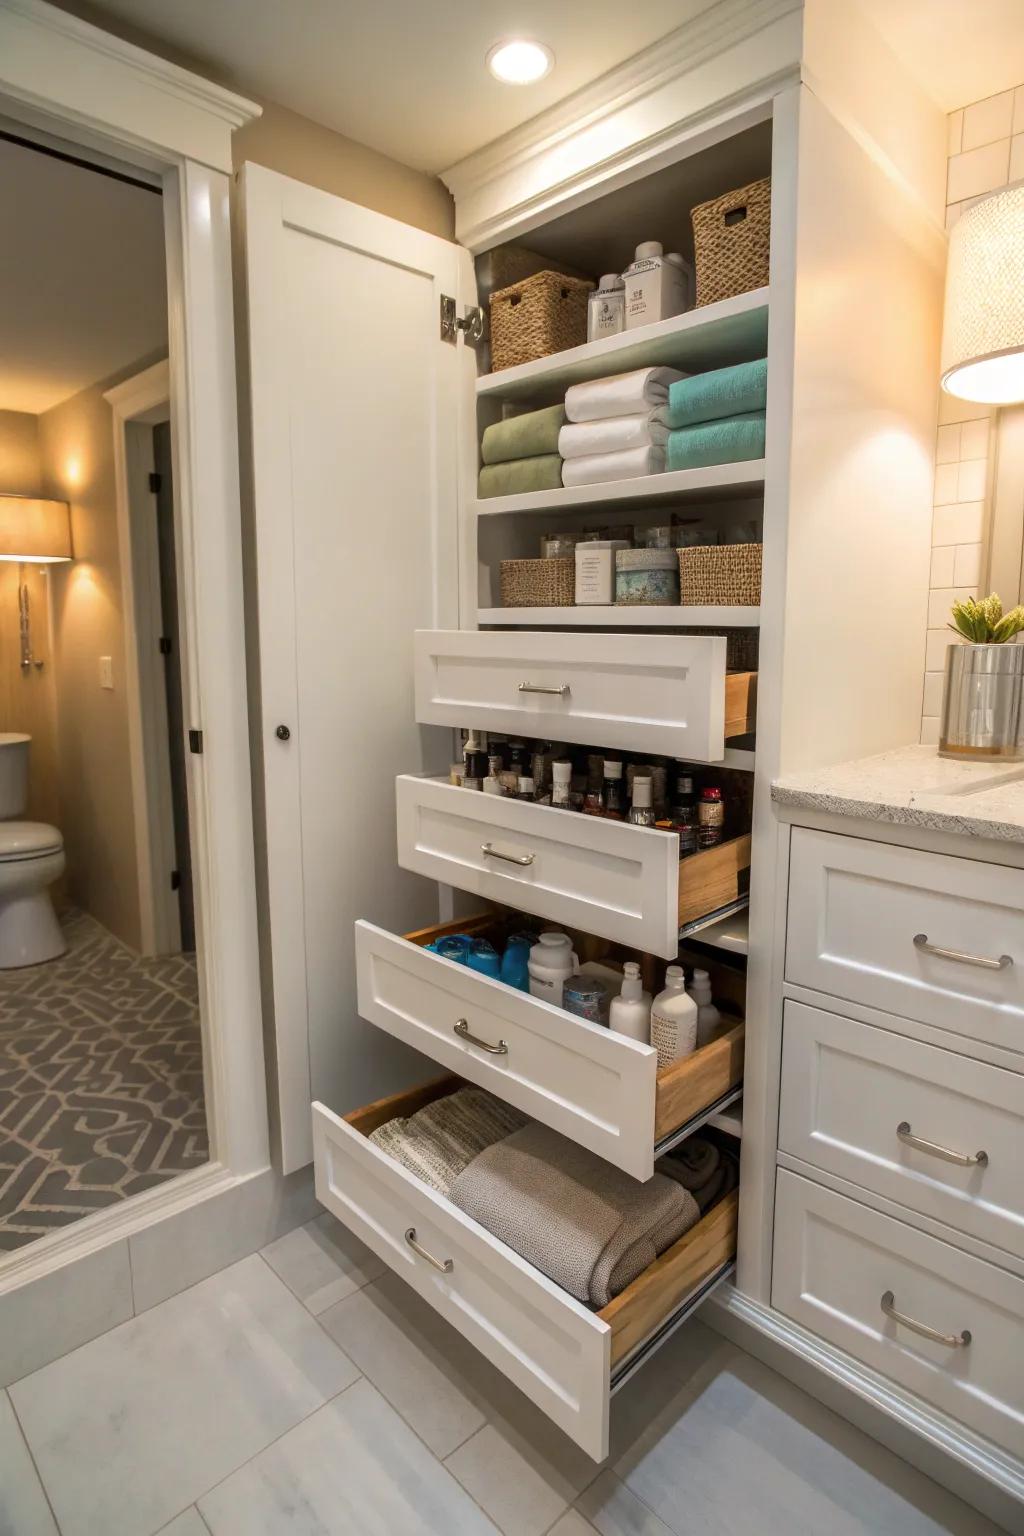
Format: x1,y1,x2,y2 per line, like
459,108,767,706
481,842,535,868
454,1018,508,1055
880,1290,971,1348
896,1121,988,1168
518,681,570,696
913,933,1012,971
405,1227,453,1273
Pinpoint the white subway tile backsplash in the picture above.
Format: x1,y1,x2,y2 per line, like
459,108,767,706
947,139,1011,202
959,418,989,461
947,109,964,156
922,672,945,716
933,462,959,505
953,543,983,586
920,716,940,746
932,500,985,546
1010,132,1024,184
962,90,1014,150
926,628,960,671
957,458,988,501
927,587,976,628
935,423,960,464
930,545,956,587
938,392,992,426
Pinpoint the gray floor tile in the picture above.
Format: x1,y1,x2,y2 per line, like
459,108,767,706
261,1211,384,1314
445,1419,598,1536
576,1471,673,1536
0,1236,133,1387
0,1389,57,1536
198,1377,499,1535
156,1511,210,1536
549,1514,600,1536
11,1253,358,1536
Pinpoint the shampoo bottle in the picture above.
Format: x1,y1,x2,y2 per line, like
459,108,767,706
650,965,698,1069
609,961,652,1042
688,968,721,1047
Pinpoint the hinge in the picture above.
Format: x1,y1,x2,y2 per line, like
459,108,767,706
170,869,181,891
440,294,487,346
188,729,203,754
158,636,172,656
148,471,162,493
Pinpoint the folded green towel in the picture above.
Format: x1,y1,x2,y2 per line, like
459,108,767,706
665,357,767,429
666,412,766,471
481,403,566,465
478,454,563,499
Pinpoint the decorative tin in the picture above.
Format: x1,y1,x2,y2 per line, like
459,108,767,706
615,548,680,606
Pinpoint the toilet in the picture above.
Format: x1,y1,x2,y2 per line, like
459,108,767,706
0,733,66,968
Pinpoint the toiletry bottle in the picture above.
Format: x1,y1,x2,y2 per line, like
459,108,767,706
501,933,534,992
628,775,656,826
650,965,698,1068
528,931,579,1007
483,768,503,795
517,773,536,801
583,758,605,816
688,968,721,1047
501,741,526,796
551,759,573,809
671,771,698,857
602,759,625,820
698,786,725,847
623,241,690,331
463,729,487,791
587,273,626,341
609,960,652,1042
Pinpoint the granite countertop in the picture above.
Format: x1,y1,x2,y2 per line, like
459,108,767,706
772,744,1024,843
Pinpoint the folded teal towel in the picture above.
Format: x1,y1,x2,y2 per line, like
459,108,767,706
665,358,767,429
666,412,765,471
481,403,566,465
479,454,563,499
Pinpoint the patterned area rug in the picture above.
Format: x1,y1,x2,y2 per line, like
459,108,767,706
0,911,208,1253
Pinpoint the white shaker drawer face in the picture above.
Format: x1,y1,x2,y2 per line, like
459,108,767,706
786,828,1024,1056
396,775,681,958
779,1001,1024,1260
414,629,728,760
355,920,658,1179
772,1171,1024,1457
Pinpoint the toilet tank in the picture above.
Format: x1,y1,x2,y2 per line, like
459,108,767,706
0,734,30,819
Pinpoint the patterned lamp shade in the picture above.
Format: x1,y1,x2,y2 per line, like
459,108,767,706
941,183,1024,405
0,495,73,562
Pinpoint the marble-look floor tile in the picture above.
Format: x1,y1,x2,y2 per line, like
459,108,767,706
199,1377,499,1535
607,1318,735,1465
445,1417,599,1536
0,1389,58,1536
0,1236,133,1386
261,1211,384,1314
575,1471,673,1536
11,1253,358,1536
549,1514,600,1536
156,1510,211,1536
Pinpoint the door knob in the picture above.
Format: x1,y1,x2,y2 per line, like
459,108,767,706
275,724,291,741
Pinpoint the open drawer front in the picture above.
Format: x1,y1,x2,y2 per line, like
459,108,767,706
414,629,756,760
313,1078,738,1460
355,913,745,1180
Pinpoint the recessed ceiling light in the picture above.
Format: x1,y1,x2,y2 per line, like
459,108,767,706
486,39,554,85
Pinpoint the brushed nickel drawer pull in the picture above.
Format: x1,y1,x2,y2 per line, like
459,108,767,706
405,1227,453,1273
913,934,1012,970
880,1290,971,1347
454,1018,508,1055
518,681,570,696
481,842,535,867
896,1121,988,1167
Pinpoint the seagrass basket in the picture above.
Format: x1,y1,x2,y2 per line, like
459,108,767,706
678,543,762,606
691,177,771,307
489,271,594,371
500,557,575,608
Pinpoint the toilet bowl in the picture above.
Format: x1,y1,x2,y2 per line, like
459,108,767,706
0,734,66,969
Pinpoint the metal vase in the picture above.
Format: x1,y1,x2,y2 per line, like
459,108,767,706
939,643,1024,760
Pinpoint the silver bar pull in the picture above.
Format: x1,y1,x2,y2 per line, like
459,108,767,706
481,842,535,867
913,933,1012,971
454,1018,508,1055
880,1290,970,1348
896,1121,988,1167
518,681,570,696
405,1227,453,1273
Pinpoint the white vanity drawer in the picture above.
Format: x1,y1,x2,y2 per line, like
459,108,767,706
772,1171,1024,1458
414,629,756,761
313,1082,738,1461
779,1001,1024,1260
786,827,1024,1057
355,916,745,1181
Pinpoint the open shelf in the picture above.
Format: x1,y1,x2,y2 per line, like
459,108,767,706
478,289,769,406
691,907,749,956
475,460,765,517
477,605,761,628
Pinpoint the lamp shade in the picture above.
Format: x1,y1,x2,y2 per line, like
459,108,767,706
941,183,1024,404
0,495,73,562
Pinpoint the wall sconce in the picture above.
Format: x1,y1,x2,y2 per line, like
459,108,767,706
941,183,1024,404
0,495,73,671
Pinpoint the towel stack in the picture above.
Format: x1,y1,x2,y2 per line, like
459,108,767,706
659,1136,739,1212
559,366,683,488
663,357,767,471
478,402,565,499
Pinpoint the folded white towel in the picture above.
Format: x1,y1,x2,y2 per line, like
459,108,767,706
564,366,685,424
559,413,670,460
562,445,665,488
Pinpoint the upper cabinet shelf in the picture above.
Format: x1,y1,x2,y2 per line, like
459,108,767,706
475,460,765,517
477,288,769,406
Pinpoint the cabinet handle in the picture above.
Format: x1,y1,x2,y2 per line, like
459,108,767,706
913,934,1012,970
404,1227,453,1273
518,681,570,696
896,1121,988,1167
454,1018,508,1055
880,1290,971,1348
481,842,535,867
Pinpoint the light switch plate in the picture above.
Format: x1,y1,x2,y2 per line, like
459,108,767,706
99,656,113,690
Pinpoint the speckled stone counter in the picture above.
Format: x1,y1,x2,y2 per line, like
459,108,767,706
772,744,1024,844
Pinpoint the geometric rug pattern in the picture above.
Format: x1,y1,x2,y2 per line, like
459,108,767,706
0,911,208,1253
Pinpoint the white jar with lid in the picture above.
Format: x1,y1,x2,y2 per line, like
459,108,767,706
623,242,694,330
575,539,630,605
528,931,579,1007
587,274,626,341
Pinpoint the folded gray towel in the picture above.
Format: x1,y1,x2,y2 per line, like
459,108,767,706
451,1120,699,1307
659,1138,738,1213
369,1088,528,1196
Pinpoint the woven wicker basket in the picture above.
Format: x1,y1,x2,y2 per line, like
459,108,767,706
691,177,771,308
489,271,594,372
678,543,762,606
500,557,575,608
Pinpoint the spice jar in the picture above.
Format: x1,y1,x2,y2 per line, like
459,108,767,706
698,786,725,848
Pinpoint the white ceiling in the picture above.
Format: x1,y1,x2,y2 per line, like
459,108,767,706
0,137,168,415
858,0,1024,112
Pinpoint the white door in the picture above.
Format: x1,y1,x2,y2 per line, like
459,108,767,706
243,165,472,1170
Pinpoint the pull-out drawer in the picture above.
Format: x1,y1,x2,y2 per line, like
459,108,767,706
773,1171,1024,1458
355,916,745,1180
313,1080,738,1460
397,775,751,958
414,629,756,761
786,827,1024,1058
779,1001,1024,1260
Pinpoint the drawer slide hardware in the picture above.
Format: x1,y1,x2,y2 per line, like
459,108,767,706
880,1290,971,1348
481,842,535,867
405,1227,454,1273
518,681,570,696
454,1018,509,1055
896,1121,988,1167
913,933,1012,971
